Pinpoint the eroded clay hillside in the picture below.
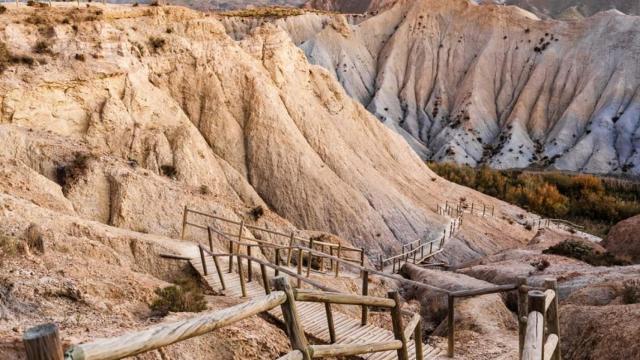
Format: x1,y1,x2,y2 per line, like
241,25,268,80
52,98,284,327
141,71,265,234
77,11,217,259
259,0,640,175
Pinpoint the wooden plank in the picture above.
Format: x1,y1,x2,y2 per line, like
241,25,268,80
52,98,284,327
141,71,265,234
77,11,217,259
65,292,286,360
543,289,555,311
517,276,528,358
310,341,402,357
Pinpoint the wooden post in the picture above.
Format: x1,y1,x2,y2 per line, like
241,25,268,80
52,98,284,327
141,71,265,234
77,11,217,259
325,303,336,344
275,248,281,277
273,277,311,360
199,246,208,276
247,246,253,282
414,319,424,360
359,248,365,277
517,276,528,357
447,294,455,358
237,255,247,298
527,290,546,357
23,323,63,360
492,206,494,216
287,232,295,266
329,247,335,273
320,245,326,272
544,278,561,360
471,203,474,215
335,244,342,278
392,258,396,273
212,255,226,290
228,239,234,273
483,204,486,216
361,270,369,326
297,249,303,288
306,250,312,278
421,241,424,259
180,206,188,240
260,263,270,295
207,227,214,252
388,291,409,360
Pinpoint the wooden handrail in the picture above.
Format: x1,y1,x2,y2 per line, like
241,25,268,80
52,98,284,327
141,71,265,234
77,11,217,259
183,207,363,253
294,290,396,308
309,341,402,357
64,292,287,360
199,245,340,293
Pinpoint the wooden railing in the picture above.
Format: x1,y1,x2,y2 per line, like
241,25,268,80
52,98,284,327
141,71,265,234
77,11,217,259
446,277,560,359
182,207,365,267
437,201,494,218
520,279,560,360
26,275,425,360
379,235,446,273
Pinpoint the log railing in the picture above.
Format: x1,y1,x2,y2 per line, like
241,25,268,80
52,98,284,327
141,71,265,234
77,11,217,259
27,275,427,360
437,200,494,218
182,207,365,267
521,279,560,360
380,234,446,273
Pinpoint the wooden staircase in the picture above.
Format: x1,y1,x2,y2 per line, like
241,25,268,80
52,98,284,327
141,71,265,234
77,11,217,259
190,255,442,359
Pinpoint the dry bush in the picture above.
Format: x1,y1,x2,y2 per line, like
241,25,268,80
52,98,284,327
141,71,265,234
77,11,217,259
150,277,207,316
543,240,630,267
622,279,640,304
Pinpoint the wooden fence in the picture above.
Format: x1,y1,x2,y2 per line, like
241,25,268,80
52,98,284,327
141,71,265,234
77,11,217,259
27,273,426,360
182,207,365,268
520,279,560,360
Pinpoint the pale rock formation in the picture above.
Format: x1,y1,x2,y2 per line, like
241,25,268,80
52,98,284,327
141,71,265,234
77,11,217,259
297,0,640,175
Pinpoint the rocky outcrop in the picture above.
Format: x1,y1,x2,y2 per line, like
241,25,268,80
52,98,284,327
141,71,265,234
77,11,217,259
299,0,640,175
560,304,640,359
602,214,640,264
479,0,640,19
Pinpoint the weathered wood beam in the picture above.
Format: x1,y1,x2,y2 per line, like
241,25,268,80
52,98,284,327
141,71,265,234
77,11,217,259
294,290,395,308
309,341,402,357
65,292,286,360
24,323,64,360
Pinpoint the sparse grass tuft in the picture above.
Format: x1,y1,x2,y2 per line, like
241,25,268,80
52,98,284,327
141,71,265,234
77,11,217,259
150,277,207,316
0,5,7,14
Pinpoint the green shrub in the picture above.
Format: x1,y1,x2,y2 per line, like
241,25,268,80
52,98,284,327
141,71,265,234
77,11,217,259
150,278,207,316
543,240,630,267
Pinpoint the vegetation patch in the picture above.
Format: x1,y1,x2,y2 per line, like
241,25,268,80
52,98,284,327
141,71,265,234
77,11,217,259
622,279,640,304
249,205,265,220
150,277,207,317
218,6,329,18
429,162,640,236
148,36,166,52
542,240,630,267
160,165,177,179
55,153,92,192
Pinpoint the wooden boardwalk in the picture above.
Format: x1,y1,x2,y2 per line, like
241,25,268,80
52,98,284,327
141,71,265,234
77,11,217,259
191,256,442,360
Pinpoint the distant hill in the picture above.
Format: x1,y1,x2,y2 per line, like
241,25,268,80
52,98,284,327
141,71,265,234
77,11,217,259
303,0,640,17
